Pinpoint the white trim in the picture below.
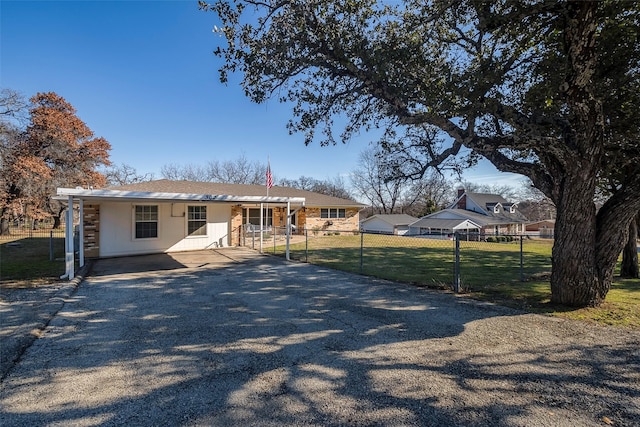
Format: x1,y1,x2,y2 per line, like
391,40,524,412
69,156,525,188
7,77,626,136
56,188,305,205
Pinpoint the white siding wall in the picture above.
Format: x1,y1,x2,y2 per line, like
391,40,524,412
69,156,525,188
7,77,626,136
99,202,231,257
396,226,410,236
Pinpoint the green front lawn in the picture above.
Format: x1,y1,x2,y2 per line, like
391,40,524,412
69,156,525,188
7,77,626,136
269,234,640,328
0,236,67,286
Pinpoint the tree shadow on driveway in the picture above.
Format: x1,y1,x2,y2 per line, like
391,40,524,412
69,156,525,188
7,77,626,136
1,253,639,426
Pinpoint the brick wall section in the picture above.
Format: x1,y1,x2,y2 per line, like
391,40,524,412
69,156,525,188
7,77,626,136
230,205,243,246
303,207,360,232
273,207,285,226
83,204,100,258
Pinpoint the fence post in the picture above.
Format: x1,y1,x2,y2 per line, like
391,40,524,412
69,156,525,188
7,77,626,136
453,232,460,293
305,226,308,262
520,236,524,282
360,232,364,274
50,231,54,261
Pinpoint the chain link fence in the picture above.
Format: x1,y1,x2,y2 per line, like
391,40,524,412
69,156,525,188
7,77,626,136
247,227,553,292
1,223,69,272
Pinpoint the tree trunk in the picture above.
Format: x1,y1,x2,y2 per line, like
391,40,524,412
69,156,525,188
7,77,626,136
550,173,605,307
0,217,9,236
620,214,639,279
52,214,62,229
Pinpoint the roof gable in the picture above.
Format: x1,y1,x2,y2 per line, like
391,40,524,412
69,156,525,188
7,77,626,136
417,208,527,227
450,191,527,221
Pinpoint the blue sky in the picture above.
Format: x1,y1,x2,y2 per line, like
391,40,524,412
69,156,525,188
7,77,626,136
1,0,525,189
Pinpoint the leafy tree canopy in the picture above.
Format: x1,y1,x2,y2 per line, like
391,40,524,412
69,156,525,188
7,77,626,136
201,0,640,307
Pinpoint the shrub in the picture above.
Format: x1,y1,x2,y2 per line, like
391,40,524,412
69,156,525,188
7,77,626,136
486,236,496,243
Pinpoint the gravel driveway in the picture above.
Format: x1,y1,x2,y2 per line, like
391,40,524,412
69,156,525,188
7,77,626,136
1,248,639,426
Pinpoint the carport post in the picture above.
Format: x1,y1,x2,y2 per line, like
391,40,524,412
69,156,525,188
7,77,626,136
259,202,264,253
64,195,75,280
78,199,84,268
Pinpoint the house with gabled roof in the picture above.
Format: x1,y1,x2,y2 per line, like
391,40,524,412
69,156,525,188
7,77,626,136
409,189,528,236
360,214,419,235
55,179,365,277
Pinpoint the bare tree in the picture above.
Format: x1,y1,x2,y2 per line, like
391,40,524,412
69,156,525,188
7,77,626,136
351,147,407,214
0,88,29,126
206,154,266,184
280,175,353,200
161,154,267,185
516,180,557,222
402,173,453,217
104,163,154,186
160,163,209,182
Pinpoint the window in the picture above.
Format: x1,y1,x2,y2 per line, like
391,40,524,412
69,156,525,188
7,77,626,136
188,206,207,236
243,208,273,226
135,205,158,239
321,208,346,219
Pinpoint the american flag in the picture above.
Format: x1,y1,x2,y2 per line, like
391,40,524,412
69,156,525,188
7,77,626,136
266,161,273,189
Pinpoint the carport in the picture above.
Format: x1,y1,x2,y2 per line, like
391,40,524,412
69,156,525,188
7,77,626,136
56,187,305,280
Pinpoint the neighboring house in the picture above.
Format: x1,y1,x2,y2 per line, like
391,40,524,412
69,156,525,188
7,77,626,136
409,214,483,236
525,219,555,238
360,214,419,235
56,179,365,262
409,189,528,236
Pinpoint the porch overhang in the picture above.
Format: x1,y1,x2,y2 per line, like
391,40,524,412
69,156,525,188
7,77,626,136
55,188,305,206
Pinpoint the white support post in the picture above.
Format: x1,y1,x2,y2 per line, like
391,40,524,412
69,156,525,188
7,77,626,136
286,201,291,261
259,202,264,253
64,195,75,280
78,199,84,268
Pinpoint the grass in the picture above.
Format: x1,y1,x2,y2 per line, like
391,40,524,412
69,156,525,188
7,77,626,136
4,232,639,329
269,234,640,329
0,235,67,288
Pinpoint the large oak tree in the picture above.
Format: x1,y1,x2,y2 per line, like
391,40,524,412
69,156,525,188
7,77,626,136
201,0,640,307
6,92,111,228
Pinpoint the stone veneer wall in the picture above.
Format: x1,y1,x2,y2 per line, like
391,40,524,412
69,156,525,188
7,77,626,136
230,205,243,246
83,204,100,258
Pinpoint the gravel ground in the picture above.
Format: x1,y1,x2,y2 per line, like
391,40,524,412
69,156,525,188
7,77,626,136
1,249,639,427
